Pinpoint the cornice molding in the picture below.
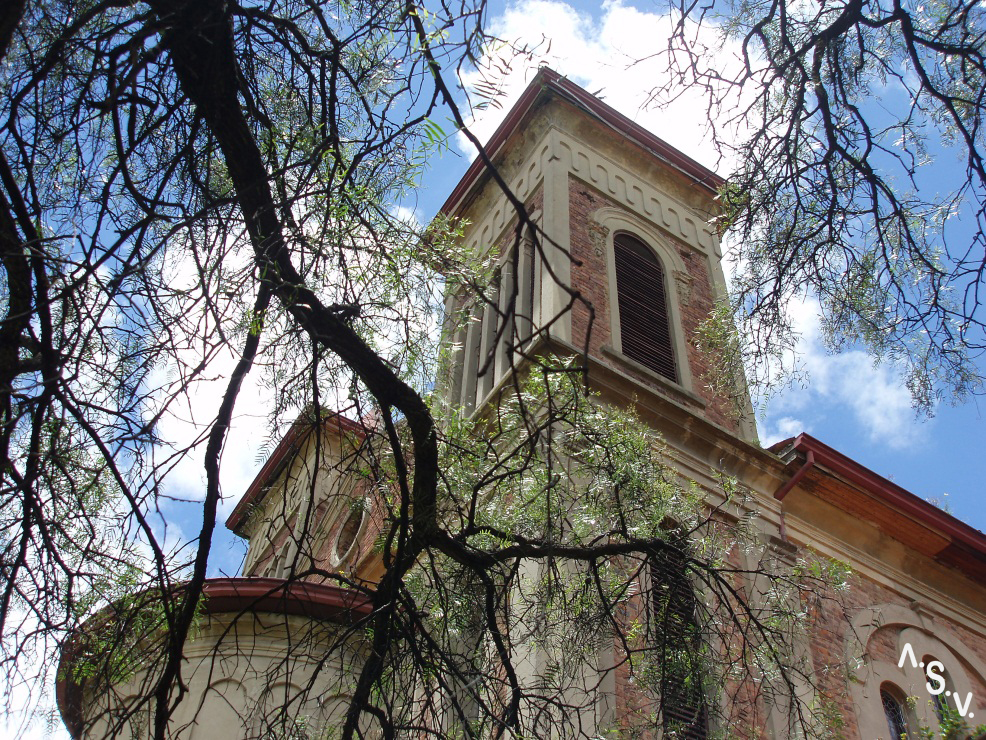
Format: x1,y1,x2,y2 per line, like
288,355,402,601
783,515,986,639
457,127,721,264
549,128,719,256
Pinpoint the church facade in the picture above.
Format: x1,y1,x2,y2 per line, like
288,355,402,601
60,69,986,739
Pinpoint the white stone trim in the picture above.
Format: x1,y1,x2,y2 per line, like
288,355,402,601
549,128,720,257
455,126,721,356
459,142,550,260
594,206,695,393
779,510,986,639
329,500,370,568
458,127,719,261
846,604,986,737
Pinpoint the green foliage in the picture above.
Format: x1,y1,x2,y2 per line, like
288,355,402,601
662,0,986,411
0,0,928,735
694,300,761,417
792,555,852,593
908,696,986,740
434,357,697,547
65,582,208,692
376,356,855,736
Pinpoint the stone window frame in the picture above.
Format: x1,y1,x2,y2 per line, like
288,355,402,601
328,497,370,568
846,604,986,738
880,681,914,738
594,206,696,395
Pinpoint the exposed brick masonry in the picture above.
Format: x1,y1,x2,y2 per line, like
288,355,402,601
808,571,986,739
567,176,740,434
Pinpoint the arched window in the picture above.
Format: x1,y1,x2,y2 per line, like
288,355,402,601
329,498,370,568
332,501,366,566
881,684,910,739
923,654,954,725
613,233,677,382
650,543,707,739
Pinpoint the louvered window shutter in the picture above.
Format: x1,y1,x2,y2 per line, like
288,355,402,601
651,545,708,739
614,234,677,382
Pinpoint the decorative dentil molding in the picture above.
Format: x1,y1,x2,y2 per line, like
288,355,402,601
549,129,719,256
456,126,720,261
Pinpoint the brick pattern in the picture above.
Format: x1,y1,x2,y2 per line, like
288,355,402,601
567,177,740,434
867,624,900,664
805,576,858,736
606,540,986,739
607,547,772,738
807,572,986,739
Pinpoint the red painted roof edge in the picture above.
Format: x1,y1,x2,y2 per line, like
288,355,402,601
771,432,986,558
198,577,374,620
439,67,725,217
56,577,373,739
225,412,364,534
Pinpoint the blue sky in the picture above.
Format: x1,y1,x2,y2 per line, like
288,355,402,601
413,0,986,535
132,0,983,588
12,3,984,737
198,0,986,579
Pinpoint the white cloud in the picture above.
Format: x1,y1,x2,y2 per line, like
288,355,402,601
459,2,923,452
759,415,810,448
0,629,71,740
148,344,273,508
392,204,421,228
142,256,277,515
456,0,747,171
814,351,922,450
2,704,69,740
762,297,928,451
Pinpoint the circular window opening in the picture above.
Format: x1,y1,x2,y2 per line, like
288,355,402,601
333,502,367,565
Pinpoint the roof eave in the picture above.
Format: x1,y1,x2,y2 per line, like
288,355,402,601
439,68,725,218
771,432,986,564
225,412,364,535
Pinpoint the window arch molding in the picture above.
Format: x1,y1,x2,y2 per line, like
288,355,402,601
328,498,370,568
845,604,986,738
592,207,694,392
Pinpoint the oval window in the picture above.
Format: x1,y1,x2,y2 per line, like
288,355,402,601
333,503,366,565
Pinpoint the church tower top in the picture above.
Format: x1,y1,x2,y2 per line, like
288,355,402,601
440,67,724,217
439,69,757,442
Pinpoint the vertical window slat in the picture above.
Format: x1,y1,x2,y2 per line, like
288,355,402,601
460,305,482,412
476,274,500,402
651,545,707,739
514,238,535,357
495,260,514,382
614,234,677,383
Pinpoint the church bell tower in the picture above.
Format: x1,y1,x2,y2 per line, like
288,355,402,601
438,68,757,445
